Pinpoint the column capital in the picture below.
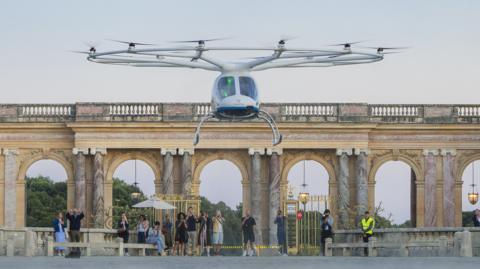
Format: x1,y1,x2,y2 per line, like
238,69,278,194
248,148,265,155
440,149,457,156
2,149,18,156
423,149,440,156
72,148,89,155
89,147,107,155
354,148,370,156
336,148,353,156
178,148,194,155
161,148,177,155
266,148,283,156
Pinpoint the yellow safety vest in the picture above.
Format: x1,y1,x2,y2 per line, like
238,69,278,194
361,217,375,235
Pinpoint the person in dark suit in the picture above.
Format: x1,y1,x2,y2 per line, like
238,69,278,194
473,209,480,227
65,208,84,255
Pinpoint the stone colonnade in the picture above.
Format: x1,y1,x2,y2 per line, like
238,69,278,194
0,146,473,245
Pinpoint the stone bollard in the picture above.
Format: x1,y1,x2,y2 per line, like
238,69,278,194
6,234,17,257
454,230,473,257
368,237,377,257
325,238,333,257
438,236,448,257
116,237,124,256
24,229,36,257
46,236,54,257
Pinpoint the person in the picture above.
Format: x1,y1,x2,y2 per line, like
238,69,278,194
117,212,130,256
162,214,173,254
197,211,212,256
144,219,151,243
359,211,375,256
320,216,333,256
473,209,480,227
274,209,287,256
212,210,225,256
323,209,334,227
137,215,147,243
186,207,198,256
65,208,84,255
242,209,256,257
53,212,67,256
147,221,165,256
174,212,188,256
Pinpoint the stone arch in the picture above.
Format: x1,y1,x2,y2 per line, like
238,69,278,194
455,153,480,226
17,150,74,227
281,153,336,185
193,152,249,185
368,153,422,227
106,152,161,183
456,153,480,183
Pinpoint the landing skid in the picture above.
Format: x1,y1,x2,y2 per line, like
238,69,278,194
193,110,283,146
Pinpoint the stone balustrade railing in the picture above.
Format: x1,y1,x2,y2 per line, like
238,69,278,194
1,103,480,123
1,227,479,257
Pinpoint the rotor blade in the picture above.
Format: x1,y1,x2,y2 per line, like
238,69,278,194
171,37,231,43
328,40,367,46
82,41,101,48
360,46,410,50
70,50,90,54
108,39,156,46
279,35,299,42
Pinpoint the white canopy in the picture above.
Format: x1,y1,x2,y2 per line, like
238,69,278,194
132,196,176,210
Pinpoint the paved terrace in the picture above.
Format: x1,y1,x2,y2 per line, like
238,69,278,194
0,103,479,123
0,256,478,269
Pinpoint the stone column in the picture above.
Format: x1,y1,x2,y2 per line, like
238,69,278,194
73,148,88,212
3,149,18,228
336,148,352,229
91,148,106,228
410,169,417,226
161,148,177,195
423,149,439,227
441,149,456,227
267,148,282,245
354,148,369,224
249,148,265,245
179,148,194,198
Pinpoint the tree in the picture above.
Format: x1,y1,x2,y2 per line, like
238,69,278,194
200,197,243,245
462,211,475,227
26,176,67,227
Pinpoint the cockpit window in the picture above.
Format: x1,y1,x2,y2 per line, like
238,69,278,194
217,76,236,99
239,76,257,99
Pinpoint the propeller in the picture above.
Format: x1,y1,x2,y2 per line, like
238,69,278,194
172,37,231,46
278,35,298,46
329,41,366,49
109,39,156,49
359,46,409,53
82,41,101,53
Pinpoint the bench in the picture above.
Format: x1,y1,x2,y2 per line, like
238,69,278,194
47,237,161,257
324,237,377,257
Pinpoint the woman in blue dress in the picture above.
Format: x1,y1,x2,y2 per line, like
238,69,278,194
53,212,66,256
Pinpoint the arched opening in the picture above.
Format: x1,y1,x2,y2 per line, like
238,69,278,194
374,161,414,227
112,159,156,226
199,160,243,245
25,159,68,227
287,160,330,211
461,160,480,227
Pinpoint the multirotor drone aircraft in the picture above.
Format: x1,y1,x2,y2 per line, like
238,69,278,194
79,38,402,146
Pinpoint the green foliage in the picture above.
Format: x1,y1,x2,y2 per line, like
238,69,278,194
462,211,475,227
200,196,243,245
112,178,150,228
26,176,67,227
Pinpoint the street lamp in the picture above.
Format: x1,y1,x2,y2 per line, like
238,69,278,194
468,161,479,205
297,161,310,208
130,159,142,201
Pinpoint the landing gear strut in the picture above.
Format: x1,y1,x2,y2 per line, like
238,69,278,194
193,110,282,146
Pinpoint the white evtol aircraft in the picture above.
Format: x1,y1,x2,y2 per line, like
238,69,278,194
77,38,402,146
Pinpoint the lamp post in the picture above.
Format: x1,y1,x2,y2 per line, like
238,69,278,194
468,162,479,205
130,159,142,202
297,160,310,255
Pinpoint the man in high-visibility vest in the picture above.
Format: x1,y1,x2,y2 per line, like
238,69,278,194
360,211,375,256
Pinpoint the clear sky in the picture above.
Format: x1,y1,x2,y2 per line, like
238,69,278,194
1,0,479,103
7,0,480,224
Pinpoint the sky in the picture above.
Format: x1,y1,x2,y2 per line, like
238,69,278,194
6,0,480,224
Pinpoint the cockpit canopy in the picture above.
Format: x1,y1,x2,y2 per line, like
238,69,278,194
216,75,258,100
